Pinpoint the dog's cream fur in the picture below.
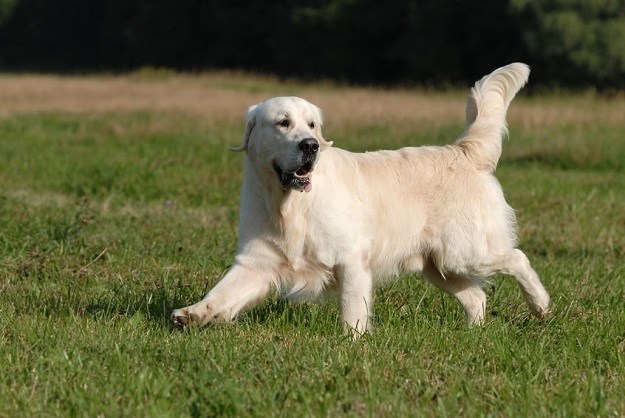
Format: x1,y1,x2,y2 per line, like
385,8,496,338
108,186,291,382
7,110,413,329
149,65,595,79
172,63,550,334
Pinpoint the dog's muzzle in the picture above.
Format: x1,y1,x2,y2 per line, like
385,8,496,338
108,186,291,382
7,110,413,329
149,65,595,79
273,138,319,193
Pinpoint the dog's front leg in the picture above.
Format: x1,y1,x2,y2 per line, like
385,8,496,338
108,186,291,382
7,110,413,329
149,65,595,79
171,263,272,328
337,261,373,336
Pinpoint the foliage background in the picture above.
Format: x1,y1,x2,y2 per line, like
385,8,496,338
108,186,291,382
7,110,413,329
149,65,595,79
1,0,625,89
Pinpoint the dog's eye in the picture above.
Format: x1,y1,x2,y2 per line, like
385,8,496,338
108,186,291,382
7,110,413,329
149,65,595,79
277,119,290,128
308,122,315,129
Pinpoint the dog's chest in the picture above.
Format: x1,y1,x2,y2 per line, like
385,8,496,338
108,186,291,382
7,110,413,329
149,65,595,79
275,204,337,271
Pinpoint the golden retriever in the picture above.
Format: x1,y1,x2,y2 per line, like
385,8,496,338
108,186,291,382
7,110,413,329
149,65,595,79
172,63,550,334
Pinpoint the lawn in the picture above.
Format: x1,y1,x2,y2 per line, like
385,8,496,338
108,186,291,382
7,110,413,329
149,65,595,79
0,72,624,417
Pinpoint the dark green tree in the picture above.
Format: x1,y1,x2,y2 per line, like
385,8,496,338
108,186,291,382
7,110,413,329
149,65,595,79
0,0,17,24
512,0,625,88
1,0,624,88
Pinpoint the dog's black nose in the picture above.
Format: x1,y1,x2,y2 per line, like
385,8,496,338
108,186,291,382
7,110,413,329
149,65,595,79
298,138,319,153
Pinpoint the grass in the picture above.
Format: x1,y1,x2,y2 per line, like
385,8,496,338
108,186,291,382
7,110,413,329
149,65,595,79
0,73,624,417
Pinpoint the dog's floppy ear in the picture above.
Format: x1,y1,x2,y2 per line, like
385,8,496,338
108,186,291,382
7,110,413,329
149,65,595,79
318,128,333,151
231,104,258,152
312,105,333,151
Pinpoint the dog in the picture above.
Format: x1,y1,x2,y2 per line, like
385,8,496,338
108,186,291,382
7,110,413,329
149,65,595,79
171,63,550,334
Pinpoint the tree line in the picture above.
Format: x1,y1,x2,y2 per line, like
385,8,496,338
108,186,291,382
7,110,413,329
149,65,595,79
1,0,624,89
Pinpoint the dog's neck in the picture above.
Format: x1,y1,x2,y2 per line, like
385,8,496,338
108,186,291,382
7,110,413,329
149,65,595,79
242,157,310,227
241,157,314,261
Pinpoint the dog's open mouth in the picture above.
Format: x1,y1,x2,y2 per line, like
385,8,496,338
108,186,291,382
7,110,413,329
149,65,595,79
273,160,315,193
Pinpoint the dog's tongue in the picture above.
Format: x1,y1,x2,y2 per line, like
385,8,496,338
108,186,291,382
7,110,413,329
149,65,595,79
295,167,313,193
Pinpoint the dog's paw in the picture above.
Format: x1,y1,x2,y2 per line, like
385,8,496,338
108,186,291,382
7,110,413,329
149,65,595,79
526,293,551,320
171,308,200,329
531,305,551,320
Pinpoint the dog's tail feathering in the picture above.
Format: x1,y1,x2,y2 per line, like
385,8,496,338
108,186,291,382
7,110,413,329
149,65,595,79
455,63,530,172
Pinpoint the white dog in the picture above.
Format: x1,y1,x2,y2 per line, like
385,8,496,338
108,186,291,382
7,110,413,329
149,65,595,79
172,63,550,334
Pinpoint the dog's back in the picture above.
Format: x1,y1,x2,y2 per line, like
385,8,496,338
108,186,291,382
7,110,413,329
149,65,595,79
338,143,515,280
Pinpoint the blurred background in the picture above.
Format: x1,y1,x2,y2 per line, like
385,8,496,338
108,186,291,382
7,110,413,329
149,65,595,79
1,0,624,90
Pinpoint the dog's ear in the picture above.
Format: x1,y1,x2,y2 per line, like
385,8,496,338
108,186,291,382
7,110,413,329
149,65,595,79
231,104,258,152
312,104,333,151
318,128,333,151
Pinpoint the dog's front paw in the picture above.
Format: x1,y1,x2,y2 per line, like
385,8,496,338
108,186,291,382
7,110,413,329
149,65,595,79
171,308,200,329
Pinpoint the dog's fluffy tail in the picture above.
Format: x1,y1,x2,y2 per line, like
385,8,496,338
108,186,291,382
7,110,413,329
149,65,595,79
455,63,530,172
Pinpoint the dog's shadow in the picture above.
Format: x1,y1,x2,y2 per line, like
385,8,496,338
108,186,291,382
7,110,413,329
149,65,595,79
84,285,335,332
83,282,196,329
243,297,336,328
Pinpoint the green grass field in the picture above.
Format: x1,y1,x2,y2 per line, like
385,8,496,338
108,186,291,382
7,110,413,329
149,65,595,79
1,74,624,417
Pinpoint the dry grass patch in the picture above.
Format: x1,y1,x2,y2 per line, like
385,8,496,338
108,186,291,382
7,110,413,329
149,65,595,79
2,72,625,128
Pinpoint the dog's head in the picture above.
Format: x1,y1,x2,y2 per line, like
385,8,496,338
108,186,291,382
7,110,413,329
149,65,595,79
232,97,332,193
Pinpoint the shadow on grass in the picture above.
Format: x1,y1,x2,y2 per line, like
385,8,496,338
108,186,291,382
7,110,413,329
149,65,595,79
243,297,330,327
83,284,336,332
84,283,187,329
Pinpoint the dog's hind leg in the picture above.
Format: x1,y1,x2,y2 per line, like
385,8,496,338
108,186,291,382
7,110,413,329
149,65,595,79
484,249,550,318
171,264,272,328
423,259,487,325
